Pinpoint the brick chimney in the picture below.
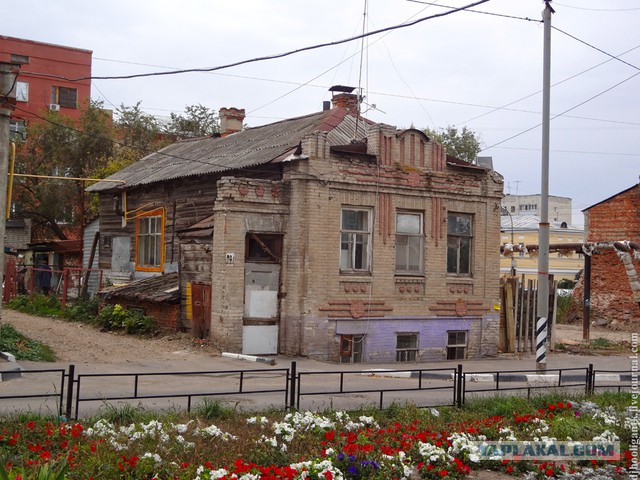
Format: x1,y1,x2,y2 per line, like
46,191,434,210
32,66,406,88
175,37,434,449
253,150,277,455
329,85,359,114
219,107,245,137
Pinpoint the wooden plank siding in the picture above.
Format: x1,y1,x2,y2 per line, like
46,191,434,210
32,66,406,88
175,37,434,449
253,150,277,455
96,176,219,273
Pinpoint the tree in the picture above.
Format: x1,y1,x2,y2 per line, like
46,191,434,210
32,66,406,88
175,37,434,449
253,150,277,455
423,125,481,164
12,102,220,241
13,101,113,240
165,104,219,139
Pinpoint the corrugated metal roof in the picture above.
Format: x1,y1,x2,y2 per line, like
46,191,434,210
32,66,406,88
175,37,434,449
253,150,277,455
100,272,179,303
501,214,583,232
87,107,365,193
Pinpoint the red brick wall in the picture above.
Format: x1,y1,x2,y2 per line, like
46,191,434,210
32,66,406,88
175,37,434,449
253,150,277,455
102,300,181,333
585,185,640,322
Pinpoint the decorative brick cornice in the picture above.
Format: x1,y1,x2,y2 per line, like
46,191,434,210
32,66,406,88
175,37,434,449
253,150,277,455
319,300,392,319
429,298,488,317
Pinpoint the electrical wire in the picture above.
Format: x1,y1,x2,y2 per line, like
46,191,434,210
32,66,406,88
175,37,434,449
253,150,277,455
553,27,640,71
406,0,540,22
456,42,640,127
19,0,491,83
481,70,640,152
553,2,640,12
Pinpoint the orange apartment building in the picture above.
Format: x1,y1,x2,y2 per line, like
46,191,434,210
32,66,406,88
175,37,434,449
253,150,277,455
0,36,92,131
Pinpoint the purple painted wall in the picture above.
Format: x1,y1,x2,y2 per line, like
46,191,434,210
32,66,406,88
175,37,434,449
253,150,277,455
336,316,480,363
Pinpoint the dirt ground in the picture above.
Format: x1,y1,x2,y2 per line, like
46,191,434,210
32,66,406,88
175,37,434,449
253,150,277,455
0,308,634,365
0,308,220,363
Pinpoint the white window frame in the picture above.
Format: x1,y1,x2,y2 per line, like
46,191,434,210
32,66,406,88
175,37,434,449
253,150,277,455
340,208,371,272
395,211,424,274
16,81,28,102
136,211,164,271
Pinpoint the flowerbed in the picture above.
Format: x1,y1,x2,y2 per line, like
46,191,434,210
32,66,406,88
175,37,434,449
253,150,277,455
0,393,635,479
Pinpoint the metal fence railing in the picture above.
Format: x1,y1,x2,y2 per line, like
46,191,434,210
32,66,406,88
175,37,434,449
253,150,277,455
0,362,630,419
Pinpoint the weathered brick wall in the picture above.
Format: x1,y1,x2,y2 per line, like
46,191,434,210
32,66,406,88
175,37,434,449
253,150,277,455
144,303,180,332
207,124,503,362
210,178,289,353
584,185,640,322
5,219,31,250
103,300,180,332
283,127,502,361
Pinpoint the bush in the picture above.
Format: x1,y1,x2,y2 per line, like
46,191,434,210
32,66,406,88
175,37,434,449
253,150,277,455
97,304,155,334
61,296,99,324
7,293,62,317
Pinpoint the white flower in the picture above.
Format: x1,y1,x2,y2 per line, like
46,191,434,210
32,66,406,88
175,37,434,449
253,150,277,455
430,408,440,417
141,452,163,464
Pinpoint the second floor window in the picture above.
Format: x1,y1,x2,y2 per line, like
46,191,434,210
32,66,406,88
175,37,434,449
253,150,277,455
447,213,472,275
135,209,164,271
51,86,78,108
340,209,370,272
396,212,423,274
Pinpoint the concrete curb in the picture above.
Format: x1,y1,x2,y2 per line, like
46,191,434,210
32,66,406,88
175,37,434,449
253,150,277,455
0,352,22,381
221,352,276,365
407,371,629,383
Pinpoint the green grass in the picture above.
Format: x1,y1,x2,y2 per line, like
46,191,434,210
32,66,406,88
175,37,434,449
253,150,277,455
0,391,631,479
0,323,56,362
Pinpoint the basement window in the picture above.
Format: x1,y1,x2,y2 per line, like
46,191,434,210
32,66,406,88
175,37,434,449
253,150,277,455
340,334,363,363
396,334,418,362
446,330,468,360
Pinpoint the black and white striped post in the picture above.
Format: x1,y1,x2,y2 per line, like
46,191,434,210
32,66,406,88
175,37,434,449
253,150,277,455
536,317,547,368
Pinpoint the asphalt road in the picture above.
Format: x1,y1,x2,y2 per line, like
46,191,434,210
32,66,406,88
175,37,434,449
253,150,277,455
0,351,633,418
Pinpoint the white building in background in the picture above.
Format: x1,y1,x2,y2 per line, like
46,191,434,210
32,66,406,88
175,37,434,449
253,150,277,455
502,194,573,225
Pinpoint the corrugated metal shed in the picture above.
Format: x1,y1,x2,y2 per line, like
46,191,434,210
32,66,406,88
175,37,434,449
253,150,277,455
100,272,179,303
87,107,365,193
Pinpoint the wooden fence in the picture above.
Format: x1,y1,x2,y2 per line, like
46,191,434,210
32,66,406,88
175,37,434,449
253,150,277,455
500,275,558,353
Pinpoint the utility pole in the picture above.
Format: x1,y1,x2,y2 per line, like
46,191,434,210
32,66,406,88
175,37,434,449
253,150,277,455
0,63,19,317
537,1,554,371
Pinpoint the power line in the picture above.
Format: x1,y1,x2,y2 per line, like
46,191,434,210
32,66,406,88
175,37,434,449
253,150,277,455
456,42,640,126
481,69,640,152
406,0,540,22
553,2,640,12
492,146,640,157
19,0,491,83
553,27,640,71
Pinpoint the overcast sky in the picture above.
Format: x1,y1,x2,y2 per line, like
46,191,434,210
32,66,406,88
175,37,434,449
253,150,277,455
7,0,640,227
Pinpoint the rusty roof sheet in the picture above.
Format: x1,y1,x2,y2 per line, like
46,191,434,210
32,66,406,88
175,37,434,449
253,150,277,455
100,272,179,303
88,107,365,193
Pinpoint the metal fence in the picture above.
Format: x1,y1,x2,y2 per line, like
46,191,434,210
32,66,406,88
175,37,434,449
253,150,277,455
0,362,630,419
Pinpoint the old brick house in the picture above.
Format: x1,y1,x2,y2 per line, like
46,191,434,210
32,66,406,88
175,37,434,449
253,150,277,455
87,89,504,363
582,183,640,322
